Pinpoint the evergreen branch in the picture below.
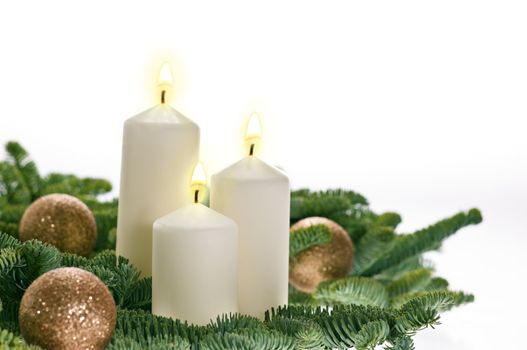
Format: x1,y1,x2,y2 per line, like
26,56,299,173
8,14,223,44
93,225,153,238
115,309,204,347
352,227,395,276
124,277,152,311
0,205,26,225
423,277,449,291
199,332,257,350
362,209,482,276
18,240,62,288
373,212,402,229
5,142,41,201
266,316,325,350
92,208,118,250
386,269,433,299
288,285,313,306
313,277,389,307
209,314,264,335
290,189,370,223
353,320,390,350
0,328,41,349
231,328,296,350
374,257,428,283
0,233,21,250
0,162,31,205
108,334,190,350
0,222,18,238
393,291,472,335
41,173,112,199
385,336,415,350
289,225,331,259
316,304,394,349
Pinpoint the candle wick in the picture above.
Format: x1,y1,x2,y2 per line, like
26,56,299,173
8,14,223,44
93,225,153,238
249,144,255,156
194,189,199,203
161,90,166,104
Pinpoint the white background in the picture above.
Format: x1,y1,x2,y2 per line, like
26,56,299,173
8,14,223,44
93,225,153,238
0,1,525,349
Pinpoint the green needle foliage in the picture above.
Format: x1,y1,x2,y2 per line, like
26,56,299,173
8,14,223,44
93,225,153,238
0,142,482,349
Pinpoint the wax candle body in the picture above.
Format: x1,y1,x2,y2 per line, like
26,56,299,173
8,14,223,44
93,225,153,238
210,156,290,318
116,106,199,276
152,203,238,325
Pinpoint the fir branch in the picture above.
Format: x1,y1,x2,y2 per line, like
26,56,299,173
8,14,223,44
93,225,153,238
386,269,433,299
108,334,190,350
41,173,112,199
5,142,41,202
231,328,297,350
0,233,21,250
385,336,415,350
0,222,18,238
199,332,257,350
115,309,204,347
374,257,428,283
18,240,62,288
0,328,41,350
265,316,325,350
316,304,394,349
352,226,395,276
423,277,449,291
289,224,331,259
361,209,482,277
288,285,313,306
290,189,370,223
0,162,31,205
353,320,390,350
373,212,402,229
393,291,471,335
313,277,389,307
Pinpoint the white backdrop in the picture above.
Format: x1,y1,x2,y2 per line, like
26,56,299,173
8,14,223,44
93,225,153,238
1,1,526,348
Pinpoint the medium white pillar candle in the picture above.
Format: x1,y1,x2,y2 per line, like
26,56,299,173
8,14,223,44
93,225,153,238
152,163,238,325
116,63,199,277
210,113,290,318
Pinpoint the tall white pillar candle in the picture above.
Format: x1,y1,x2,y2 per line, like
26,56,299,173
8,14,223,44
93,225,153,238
117,64,199,276
152,163,238,325
210,113,290,318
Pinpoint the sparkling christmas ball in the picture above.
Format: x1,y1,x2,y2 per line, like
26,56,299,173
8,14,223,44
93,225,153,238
19,193,97,256
289,217,355,293
19,267,116,350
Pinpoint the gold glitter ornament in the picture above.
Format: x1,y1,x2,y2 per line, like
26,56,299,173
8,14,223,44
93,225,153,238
19,267,116,350
19,193,97,256
289,217,355,293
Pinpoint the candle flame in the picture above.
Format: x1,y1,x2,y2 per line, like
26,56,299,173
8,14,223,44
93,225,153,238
157,62,173,104
245,112,262,156
158,62,173,85
191,162,207,203
191,162,207,186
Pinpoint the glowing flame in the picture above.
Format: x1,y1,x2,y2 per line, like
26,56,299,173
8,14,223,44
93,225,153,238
157,62,173,104
191,162,207,186
158,62,173,85
245,112,262,140
191,162,207,203
245,112,262,156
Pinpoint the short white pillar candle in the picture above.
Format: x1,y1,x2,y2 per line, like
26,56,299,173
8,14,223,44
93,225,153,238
152,163,238,325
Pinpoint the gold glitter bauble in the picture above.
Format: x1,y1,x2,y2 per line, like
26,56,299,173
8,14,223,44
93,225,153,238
19,193,97,256
289,217,355,293
19,267,116,350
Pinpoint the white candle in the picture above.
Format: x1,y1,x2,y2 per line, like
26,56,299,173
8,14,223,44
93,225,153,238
152,163,238,325
210,113,290,318
116,63,199,277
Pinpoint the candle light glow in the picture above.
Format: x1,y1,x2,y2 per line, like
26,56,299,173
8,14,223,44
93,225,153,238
157,62,173,105
191,162,207,203
245,112,262,156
